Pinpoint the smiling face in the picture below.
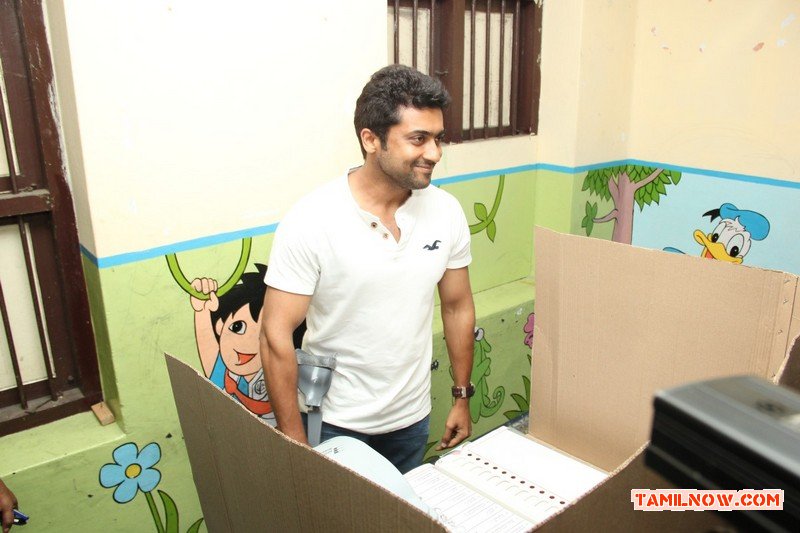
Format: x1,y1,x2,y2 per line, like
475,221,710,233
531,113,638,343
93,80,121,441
373,106,445,191
215,304,261,378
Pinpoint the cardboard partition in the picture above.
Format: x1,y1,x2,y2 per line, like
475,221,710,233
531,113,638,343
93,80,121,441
165,355,445,533
530,227,799,471
531,227,799,531
167,228,800,532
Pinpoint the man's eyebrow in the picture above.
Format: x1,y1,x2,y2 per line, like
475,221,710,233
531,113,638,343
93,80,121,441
406,129,447,138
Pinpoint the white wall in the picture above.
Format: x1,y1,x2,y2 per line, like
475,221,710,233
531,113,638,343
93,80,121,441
45,0,387,257
629,0,800,181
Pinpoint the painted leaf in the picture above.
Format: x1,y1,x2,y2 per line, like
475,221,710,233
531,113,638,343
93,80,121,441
635,195,644,210
487,220,497,242
474,202,488,221
186,519,205,533
158,490,180,533
655,181,667,195
585,218,594,236
671,172,682,185
510,393,527,410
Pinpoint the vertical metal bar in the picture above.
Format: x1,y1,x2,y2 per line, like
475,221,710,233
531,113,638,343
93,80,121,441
0,84,20,194
0,278,27,409
429,0,435,74
412,0,418,69
483,0,491,139
510,0,521,134
17,218,58,400
469,0,477,140
393,0,400,64
498,0,506,136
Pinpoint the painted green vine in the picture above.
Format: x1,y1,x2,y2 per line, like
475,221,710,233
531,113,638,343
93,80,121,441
469,174,505,242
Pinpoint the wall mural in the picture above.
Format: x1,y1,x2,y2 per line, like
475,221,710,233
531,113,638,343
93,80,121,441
99,442,204,533
469,174,505,241
581,165,682,243
622,169,796,274
503,312,534,421
166,240,277,423
663,203,770,263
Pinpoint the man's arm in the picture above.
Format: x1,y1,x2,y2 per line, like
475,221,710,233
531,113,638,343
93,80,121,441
259,286,312,445
0,477,17,533
436,266,475,450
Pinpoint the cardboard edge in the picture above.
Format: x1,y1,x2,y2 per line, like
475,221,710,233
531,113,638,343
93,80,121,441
165,352,233,532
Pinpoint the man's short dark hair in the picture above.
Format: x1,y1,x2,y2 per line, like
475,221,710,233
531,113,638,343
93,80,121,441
354,64,451,157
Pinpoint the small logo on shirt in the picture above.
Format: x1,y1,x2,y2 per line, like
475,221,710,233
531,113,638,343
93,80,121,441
423,240,441,250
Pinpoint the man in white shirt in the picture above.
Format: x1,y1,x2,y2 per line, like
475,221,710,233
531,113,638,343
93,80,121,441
260,65,475,473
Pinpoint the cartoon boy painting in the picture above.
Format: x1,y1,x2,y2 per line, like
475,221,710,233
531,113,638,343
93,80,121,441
190,264,275,424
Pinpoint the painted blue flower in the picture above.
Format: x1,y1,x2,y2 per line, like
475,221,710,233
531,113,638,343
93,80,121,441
99,442,162,503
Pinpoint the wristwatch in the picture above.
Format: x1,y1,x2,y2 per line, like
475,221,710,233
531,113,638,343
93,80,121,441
451,383,475,399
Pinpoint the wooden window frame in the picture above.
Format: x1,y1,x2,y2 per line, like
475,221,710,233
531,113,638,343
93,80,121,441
389,0,543,143
0,0,102,435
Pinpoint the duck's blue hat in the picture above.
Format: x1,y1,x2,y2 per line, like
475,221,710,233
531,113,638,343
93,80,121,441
719,203,770,241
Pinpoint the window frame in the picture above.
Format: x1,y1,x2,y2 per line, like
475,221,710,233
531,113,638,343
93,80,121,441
0,0,102,435
389,0,543,143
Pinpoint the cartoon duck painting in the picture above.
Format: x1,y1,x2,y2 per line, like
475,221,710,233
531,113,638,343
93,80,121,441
664,203,770,263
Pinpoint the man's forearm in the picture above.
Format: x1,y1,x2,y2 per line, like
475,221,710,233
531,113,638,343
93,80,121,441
442,300,475,385
260,329,307,444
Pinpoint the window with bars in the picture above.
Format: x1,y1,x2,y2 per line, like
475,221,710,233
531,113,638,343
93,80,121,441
388,0,542,143
0,0,101,435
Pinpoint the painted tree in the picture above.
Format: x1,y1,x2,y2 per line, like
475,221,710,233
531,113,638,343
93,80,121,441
581,165,681,244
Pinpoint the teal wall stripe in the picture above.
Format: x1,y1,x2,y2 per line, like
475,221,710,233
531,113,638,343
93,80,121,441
85,223,278,268
82,159,800,268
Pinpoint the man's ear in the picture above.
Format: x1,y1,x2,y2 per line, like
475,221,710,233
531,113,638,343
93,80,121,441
215,318,224,337
360,128,380,155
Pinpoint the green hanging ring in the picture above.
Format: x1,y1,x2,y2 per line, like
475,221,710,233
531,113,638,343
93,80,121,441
166,238,252,300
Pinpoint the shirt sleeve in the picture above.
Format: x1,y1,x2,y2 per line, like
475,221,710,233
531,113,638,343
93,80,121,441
447,197,472,269
264,204,320,295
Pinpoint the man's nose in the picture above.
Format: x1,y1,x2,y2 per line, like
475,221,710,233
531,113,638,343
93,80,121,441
424,139,442,163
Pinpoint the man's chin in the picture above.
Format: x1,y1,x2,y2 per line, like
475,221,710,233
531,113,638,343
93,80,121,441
410,172,432,189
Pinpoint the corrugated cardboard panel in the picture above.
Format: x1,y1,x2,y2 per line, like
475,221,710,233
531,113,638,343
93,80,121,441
530,228,797,472
165,354,446,533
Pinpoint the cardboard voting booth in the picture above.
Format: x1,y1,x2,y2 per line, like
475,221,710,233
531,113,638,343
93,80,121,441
166,228,800,532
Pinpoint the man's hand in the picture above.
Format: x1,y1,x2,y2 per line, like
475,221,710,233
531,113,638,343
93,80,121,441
0,478,18,533
190,278,219,313
436,400,472,450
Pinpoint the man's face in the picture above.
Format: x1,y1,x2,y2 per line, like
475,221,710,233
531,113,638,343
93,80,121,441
374,106,445,190
215,305,261,378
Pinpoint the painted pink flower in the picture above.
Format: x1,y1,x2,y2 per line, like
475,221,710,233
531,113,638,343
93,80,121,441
523,312,535,348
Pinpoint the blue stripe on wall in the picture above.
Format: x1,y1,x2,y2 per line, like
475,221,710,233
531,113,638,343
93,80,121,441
83,159,800,268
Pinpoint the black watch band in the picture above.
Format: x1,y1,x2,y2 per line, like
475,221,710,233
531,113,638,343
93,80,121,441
452,383,475,398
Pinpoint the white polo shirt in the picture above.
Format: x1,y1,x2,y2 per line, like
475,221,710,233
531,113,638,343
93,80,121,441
265,171,472,434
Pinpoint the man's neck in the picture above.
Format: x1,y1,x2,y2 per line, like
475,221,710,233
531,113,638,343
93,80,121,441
348,162,411,216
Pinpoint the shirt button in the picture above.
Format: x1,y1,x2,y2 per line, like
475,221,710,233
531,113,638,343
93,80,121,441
370,222,378,229
382,233,389,239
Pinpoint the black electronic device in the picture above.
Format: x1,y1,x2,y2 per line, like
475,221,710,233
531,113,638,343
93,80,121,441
645,375,800,532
